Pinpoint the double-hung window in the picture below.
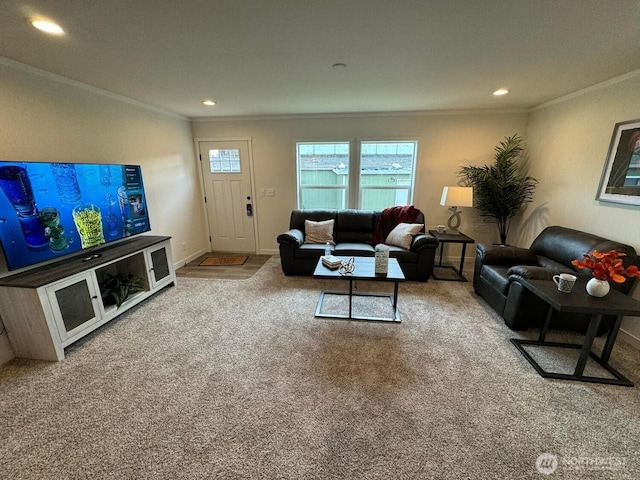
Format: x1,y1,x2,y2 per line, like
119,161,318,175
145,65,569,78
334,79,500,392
296,140,418,209
296,142,350,209
359,141,417,210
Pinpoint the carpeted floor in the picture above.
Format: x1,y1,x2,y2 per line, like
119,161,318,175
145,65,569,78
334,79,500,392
1,256,639,479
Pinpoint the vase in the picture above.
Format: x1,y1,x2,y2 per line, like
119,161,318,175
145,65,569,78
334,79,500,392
586,278,610,297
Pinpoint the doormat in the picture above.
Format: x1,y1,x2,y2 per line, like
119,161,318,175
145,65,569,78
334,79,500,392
199,256,248,266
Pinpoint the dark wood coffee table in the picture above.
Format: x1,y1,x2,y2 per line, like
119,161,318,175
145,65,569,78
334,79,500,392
511,278,640,386
313,256,405,322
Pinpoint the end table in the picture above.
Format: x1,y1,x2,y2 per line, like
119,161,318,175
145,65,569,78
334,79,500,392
428,230,475,281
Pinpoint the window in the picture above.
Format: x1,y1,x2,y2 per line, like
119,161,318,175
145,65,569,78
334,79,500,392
208,149,241,173
359,141,417,210
296,142,349,209
296,140,418,209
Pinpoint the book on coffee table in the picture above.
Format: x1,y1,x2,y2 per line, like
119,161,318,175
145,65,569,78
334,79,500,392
321,255,342,269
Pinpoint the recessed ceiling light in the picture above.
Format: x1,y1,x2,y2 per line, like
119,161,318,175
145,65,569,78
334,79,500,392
202,100,216,106
31,19,65,35
493,88,510,96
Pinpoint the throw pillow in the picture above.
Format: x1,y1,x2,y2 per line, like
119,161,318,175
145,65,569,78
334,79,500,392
385,223,424,249
304,219,335,244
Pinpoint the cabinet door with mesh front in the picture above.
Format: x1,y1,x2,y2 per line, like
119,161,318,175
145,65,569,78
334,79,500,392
146,242,175,289
46,273,101,343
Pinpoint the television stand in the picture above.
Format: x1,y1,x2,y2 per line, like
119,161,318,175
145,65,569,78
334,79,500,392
0,236,175,361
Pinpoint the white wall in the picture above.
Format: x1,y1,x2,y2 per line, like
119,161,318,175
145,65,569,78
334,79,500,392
0,59,207,365
525,72,640,346
191,110,530,254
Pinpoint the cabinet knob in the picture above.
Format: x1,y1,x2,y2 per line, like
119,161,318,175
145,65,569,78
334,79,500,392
92,295,98,300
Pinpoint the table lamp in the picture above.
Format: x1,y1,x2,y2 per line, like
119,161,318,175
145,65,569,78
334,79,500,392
440,186,473,234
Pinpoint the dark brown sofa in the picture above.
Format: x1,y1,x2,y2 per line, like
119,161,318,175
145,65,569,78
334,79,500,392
277,209,439,281
474,226,640,334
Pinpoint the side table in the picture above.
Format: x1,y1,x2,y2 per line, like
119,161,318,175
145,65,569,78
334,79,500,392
428,230,475,281
511,278,640,386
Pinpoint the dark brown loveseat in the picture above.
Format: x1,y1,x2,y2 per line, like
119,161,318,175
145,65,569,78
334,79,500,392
277,209,439,281
474,226,640,333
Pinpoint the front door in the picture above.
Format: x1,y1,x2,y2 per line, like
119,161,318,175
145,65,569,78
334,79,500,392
198,140,256,252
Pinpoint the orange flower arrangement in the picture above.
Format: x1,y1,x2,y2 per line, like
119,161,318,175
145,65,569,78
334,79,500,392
571,250,640,283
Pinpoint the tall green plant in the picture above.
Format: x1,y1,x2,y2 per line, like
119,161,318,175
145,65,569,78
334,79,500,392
458,135,537,245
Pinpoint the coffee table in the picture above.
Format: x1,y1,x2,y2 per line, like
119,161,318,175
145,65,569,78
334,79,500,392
511,278,640,386
313,256,405,322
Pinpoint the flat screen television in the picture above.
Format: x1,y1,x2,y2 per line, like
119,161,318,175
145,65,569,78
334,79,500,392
0,160,151,272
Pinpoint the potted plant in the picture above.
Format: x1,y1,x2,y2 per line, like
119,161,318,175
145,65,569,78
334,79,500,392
98,271,145,308
458,134,537,245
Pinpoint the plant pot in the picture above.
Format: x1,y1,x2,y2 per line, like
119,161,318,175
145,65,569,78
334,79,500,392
586,278,610,297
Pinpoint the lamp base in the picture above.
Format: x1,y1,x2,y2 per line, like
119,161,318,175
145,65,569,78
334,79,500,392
447,206,462,234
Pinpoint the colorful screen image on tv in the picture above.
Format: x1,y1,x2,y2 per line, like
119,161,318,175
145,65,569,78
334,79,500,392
0,161,151,271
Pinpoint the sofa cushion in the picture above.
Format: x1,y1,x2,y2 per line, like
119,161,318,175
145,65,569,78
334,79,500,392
290,210,336,231
334,243,375,256
304,219,335,244
529,226,624,268
535,256,574,275
296,243,329,259
385,223,424,249
335,209,375,244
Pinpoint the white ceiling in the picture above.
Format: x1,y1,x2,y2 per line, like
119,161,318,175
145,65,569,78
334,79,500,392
2,0,640,119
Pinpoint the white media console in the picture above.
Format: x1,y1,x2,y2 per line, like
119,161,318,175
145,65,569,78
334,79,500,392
0,235,175,361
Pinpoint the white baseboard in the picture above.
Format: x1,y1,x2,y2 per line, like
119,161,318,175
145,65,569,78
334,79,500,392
259,248,279,255
174,248,208,268
619,328,640,350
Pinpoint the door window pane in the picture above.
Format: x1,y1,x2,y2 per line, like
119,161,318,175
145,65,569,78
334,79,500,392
209,149,241,173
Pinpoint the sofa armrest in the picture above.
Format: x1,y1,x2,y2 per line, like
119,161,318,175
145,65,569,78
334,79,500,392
277,229,304,248
476,243,538,266
410,233,439,252
507,265,558,283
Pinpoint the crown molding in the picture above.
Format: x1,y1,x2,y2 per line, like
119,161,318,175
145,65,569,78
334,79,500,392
189,107,531,123
0,56,188,121
533,69,640,110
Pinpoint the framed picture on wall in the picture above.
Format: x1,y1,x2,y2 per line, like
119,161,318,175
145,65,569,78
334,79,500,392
596,119,640,206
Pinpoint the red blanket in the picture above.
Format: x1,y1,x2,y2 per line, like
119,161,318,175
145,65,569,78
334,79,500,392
371,205,421,246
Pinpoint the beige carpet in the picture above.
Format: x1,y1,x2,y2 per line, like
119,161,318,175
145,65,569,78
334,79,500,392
1,256,639,479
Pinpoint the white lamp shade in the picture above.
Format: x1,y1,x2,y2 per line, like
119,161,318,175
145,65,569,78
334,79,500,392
440,186,473,207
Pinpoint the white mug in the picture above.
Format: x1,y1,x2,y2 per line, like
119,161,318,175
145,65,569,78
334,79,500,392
436,224,446,234
553,273,577,293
